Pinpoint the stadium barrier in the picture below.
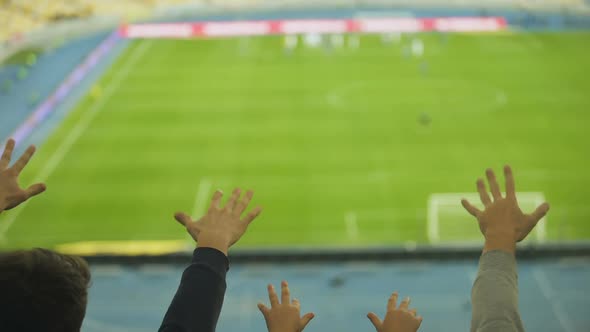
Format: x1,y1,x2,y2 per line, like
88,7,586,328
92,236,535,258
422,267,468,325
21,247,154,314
119,17,507,38
82,242,590,264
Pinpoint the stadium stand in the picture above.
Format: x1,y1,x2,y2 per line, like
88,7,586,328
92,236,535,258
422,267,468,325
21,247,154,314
0,0,159,42
1,0,589,42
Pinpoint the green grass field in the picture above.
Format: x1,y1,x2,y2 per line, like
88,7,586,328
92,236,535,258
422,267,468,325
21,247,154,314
2,32,590,252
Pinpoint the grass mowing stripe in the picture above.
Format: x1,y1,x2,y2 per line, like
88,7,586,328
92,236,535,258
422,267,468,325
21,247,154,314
191,178,212,217
0,40,152,241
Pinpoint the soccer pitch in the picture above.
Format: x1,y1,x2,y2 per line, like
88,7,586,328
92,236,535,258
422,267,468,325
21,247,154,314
2,32,590,252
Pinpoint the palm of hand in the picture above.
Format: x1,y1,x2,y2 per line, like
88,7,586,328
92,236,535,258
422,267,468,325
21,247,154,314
174,188,262,248
477,198,532,242
462,166,549,243
368,293,422,332
0,170,32,210
258,281,315,332
380,311,421,332
265,306,303,332
0,140,46,211
191,208,247,246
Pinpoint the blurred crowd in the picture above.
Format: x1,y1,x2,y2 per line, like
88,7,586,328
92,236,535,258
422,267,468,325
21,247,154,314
2,0,587,42
0,0,195,42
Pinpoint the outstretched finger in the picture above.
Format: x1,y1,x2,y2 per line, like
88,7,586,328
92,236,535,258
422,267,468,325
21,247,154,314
174,212,192,226
233,190,254,217
367,312,382,329
476,179,492,206
208,190,223,211
300,313,315,329
257,303,270,316
399,296,410,310
0,139,15,169
530,202,550,220
387,292,398,311
11,145,36,175
504,165,516,200
417,316,424,327
461,199,481,217
25,183,46,199
281,280,290,304
528,202,550,227
268,284,279,307
242,206,262,224
225,188,241,212
486,168,502,200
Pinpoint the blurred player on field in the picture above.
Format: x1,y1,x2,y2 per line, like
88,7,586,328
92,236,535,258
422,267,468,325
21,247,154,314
381,32,401,45
411,38,424,57
330,34,344,48
348,33,360,49
283,34,298,55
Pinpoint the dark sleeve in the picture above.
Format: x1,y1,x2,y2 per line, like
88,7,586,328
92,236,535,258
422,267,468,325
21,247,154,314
470,250,524,332
159,247,229,332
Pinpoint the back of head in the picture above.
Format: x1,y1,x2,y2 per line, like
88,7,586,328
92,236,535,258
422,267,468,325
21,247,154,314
0,248,91,332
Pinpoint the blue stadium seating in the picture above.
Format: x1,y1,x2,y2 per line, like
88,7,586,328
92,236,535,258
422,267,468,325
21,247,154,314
84,258,590,332
0,33,106,141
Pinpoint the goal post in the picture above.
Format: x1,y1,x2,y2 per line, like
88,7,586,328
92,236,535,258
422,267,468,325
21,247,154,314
427,192,547,245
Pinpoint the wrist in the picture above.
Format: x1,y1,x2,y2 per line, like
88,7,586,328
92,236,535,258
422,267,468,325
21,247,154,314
197,233,230,256
483,234,516,254
269,326,298,332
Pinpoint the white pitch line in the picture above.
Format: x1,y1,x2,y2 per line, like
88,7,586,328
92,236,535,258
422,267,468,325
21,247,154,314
345,211,358,240
427,196,439,243
532,269,575,332
191,178,212,218
0,40,153,241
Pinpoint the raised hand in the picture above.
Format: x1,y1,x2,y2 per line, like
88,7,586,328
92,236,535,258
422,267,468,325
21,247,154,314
368,292,423,332
174,188,262,255
461,165,550,252
258,281,315,332
0,139,46,212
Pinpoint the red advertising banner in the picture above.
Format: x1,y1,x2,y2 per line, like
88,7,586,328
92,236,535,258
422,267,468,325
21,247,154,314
119,17,507,39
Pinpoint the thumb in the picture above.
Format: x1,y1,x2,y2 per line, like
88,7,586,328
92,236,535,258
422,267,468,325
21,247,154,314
25,183,46,198
529,202,550,224
174,212,192,226
521,202,549,241
300,312,315,330
417,316,424,326
257,303,269,317
367,312,382,330
461,199,481,217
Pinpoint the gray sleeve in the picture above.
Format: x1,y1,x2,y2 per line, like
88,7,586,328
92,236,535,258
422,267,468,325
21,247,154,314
470,250,524,332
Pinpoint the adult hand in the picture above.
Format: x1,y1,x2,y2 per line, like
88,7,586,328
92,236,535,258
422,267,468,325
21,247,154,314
461,165,550,253
258,281,315,332
368,292,423,332
0,139,46,212
174,188,262,255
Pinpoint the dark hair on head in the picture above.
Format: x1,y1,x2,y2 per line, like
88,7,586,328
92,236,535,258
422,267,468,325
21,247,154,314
0,248,91,332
